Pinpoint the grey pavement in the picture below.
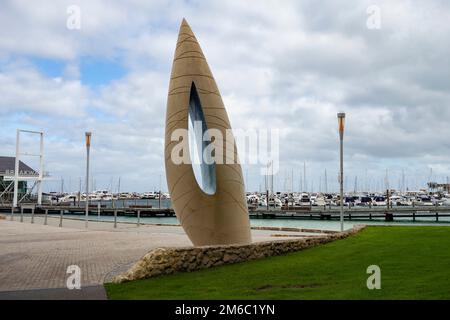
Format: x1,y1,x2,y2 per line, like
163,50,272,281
0,215,325,299
0,285,107,300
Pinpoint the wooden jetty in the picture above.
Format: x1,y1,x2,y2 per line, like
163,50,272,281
1,203,450,222
250,206,450,222
0,204,175,217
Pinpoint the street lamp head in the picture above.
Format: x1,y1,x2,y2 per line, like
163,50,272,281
337,112,346,137
85,132,92,147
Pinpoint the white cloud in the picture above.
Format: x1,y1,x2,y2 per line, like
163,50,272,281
1,0,450,192
0,62,89,117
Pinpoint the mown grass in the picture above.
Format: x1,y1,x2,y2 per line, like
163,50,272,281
105,226,450,299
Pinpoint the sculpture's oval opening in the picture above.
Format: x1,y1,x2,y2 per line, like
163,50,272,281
188,82,216,195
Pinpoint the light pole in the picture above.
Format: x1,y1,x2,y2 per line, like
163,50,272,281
337,113,346,232
85,132,91,229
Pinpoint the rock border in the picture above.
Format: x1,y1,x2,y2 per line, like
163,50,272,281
112,225,366,283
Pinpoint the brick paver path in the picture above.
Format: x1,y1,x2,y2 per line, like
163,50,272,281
0,215,315,292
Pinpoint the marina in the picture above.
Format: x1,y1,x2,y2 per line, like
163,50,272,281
3,146,450,226
2,199,450,224
1,1,450,303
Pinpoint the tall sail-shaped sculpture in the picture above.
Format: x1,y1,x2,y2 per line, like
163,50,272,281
164,19,251,246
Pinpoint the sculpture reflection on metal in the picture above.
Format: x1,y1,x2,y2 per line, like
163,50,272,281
164,19,252,246
188,82,216,195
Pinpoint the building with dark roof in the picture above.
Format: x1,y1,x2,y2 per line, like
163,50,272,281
0,156,38,202
0,156,38,176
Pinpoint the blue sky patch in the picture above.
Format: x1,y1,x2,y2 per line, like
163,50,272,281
80,57,127,87
32,57,65,78
31,57,127,87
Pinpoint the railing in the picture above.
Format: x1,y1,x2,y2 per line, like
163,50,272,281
0,191,38,205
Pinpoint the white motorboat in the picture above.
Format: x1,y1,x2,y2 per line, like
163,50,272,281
141,192,157,199
417,196,434,206
372,196,387,206
268,196,282,207
313,195,326,206
298,193,311,207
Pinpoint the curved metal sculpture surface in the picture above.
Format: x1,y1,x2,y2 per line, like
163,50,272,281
164,19,251,246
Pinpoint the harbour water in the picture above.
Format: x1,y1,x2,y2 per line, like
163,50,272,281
57,212,450,232
35,199,450,231
21,199,442,231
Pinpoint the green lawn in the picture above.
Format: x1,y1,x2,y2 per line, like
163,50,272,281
105,226,450,300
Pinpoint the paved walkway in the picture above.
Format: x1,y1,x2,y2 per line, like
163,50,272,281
0,285,107,300
0,215,323,298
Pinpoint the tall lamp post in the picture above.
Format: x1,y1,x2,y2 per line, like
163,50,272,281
337,113,346,232
85,132,91,229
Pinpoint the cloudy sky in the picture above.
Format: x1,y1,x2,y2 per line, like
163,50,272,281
1,0,449,193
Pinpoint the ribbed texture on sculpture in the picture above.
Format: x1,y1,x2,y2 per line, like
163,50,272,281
164,19,252,246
